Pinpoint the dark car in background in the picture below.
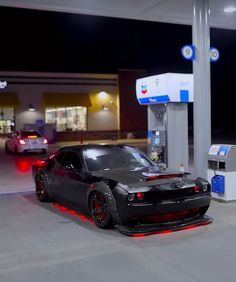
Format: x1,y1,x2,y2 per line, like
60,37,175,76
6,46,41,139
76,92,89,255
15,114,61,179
32,144,211,236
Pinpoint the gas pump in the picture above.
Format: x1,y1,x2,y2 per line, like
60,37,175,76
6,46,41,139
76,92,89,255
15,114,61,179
148,106,167,164
136,73,193,171
150,130,166,163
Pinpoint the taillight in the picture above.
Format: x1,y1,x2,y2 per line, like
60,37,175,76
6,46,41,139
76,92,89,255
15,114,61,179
127,193,135,202
43,138,48,144
19,139,26,145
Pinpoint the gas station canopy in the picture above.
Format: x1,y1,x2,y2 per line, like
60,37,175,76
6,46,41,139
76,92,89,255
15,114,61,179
0,0,236,30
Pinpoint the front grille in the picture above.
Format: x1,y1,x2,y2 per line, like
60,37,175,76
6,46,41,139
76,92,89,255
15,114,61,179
146,187,198,202
139,208,201,224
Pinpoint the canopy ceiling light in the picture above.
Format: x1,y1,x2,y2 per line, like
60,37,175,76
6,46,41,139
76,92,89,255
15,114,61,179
28,103,36,112
98,91,108,99
224,7,236,13
0,81,7,89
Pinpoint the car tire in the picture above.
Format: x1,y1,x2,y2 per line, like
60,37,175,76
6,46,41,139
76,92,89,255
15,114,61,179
5,143,10,153
41,149,47,155
35,175,51,202
90,191,113,229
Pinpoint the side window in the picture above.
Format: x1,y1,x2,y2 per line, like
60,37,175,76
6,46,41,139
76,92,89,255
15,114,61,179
55,151,66,165
60,151,83,171
47,151,66,170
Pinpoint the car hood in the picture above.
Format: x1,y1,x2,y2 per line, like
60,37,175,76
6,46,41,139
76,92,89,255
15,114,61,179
92,166,187,189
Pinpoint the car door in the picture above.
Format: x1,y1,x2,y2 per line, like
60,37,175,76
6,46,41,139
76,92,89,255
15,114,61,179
55,151,89,213
47,151,67,199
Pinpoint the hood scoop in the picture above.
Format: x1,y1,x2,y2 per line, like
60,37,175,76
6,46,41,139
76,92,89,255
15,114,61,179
145,173,184,182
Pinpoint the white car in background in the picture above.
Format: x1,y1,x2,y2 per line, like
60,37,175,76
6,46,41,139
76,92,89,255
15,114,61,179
5,130,48,154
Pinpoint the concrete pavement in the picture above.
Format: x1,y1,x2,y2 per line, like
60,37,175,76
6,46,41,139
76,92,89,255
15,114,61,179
1,137,236,282
0,193,236,282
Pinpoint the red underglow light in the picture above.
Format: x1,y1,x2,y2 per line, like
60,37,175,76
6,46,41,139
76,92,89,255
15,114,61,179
158,229,174,234
131,233,146,238
77,213,92,222
52,202,93,223
131,221,210,237
68,210,78,216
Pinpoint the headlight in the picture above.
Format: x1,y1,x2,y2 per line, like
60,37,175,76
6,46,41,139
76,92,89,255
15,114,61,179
127,193,135,202
127,192,145,202
202,184,209,192
194,178,210,193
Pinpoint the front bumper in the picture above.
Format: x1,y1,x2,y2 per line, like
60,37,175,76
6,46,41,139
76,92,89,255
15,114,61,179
115,194,211,222
116,214,212,236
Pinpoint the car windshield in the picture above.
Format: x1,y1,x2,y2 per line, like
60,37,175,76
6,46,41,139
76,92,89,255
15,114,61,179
83,146,154,171
21,131,42,138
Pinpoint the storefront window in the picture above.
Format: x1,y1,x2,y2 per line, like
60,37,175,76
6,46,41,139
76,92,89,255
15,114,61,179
45,106,87,132
0,107,15,134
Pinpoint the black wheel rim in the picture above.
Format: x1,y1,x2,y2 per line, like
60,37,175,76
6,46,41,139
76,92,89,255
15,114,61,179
91,192,108,224
36,177,45,200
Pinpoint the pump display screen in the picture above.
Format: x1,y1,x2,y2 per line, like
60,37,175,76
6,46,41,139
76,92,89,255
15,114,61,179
218,146,229,156
209,145,229,156
154,137,160,145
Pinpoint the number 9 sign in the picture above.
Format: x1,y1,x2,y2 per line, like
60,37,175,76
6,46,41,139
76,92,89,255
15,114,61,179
181,45,196,60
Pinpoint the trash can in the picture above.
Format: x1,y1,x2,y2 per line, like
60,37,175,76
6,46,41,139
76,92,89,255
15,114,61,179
211,175,224,194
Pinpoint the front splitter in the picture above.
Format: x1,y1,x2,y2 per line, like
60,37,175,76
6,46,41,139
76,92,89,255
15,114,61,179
116,215,212,237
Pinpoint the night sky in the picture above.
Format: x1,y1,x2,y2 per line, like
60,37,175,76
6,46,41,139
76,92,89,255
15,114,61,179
0,6,236,135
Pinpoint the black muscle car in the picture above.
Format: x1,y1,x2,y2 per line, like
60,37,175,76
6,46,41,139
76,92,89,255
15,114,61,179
32,145,212,236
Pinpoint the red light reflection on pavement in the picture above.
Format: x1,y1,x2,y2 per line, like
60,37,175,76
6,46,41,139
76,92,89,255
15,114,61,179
14,157,32,173
52,202,93,223
52,203,211,237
